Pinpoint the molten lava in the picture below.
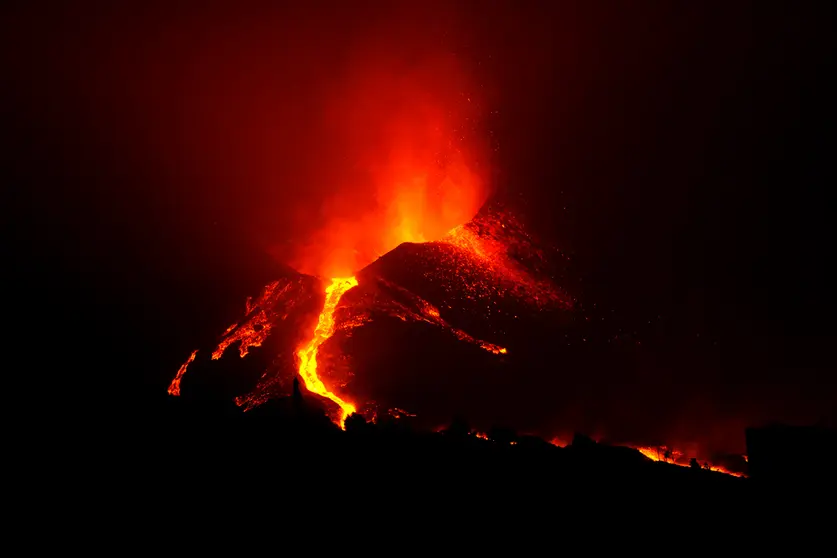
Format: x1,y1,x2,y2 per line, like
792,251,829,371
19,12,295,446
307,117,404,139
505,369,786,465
212,280,301,360
167,207,553,423
632,445,746,477
296,277,359,426
167,349,197,396
164,206,747,478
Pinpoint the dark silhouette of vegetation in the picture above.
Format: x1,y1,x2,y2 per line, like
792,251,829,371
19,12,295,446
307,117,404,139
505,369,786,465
488,426,517,445
344,412,369,435
446,414,470,439
140,377,836,510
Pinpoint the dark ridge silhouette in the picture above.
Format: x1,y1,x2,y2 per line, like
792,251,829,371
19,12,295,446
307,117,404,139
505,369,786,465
131,377,836,513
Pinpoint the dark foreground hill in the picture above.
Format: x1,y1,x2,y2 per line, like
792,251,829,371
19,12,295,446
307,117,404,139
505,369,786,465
106,383,834,515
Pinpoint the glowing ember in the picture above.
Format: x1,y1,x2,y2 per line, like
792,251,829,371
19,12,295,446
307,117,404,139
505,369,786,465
388,407,417,419
707,464,745,477
296,277,359,427
167,349,197,396
636,446,664,461
631,445,746,478
339,276,508,356
436,209,573,310
210,280,298,360
634,445,683,463
170,277,313,404
549,436,571,448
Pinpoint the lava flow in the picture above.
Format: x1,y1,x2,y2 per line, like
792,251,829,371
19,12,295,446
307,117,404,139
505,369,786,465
167,349,197,396
167,207,556,421
296,277,358,427
632,445,747,477
162,207,748,478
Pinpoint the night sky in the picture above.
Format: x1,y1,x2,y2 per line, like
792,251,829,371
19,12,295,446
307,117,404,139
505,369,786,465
4,2,834,451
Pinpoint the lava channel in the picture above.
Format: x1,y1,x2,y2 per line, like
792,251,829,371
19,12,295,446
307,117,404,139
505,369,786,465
296,276,359,427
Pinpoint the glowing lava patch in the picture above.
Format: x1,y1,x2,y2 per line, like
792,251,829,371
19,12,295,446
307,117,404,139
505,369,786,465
167,349,198,396
296,277,359,427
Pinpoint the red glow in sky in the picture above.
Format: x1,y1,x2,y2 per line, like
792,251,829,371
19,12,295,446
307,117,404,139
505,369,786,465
279,39,490,278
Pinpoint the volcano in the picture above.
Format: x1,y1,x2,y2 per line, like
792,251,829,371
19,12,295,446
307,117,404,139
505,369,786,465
168,203,575,428
165,201,752,477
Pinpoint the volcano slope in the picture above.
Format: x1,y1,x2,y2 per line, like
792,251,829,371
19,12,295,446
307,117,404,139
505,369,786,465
169,205,578,430
166,204,760,480
155,204,771,486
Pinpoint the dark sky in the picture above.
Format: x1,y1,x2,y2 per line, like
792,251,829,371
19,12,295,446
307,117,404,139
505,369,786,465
3,2,834,444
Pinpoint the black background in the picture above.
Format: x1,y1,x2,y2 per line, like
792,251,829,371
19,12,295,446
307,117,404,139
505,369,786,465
3,1,833,451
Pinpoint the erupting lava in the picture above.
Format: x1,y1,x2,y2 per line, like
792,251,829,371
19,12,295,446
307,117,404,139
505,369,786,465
168,206,558,423
157,30,742,476
167,349,197,396
296,277,358,427
633,445,746,477
164,207,748,478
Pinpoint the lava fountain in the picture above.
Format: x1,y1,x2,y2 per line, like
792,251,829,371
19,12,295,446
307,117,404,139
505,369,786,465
165,33,537,432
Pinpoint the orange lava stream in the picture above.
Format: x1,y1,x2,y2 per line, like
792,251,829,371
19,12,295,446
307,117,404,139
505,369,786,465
297,277,358,427
632,445,746,477
168,349,198,396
